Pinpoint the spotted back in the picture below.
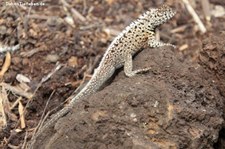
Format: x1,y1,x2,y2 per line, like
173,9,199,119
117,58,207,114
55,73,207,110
99,4,176,68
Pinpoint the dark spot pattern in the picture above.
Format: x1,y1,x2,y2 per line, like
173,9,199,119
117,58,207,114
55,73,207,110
102,5,175,68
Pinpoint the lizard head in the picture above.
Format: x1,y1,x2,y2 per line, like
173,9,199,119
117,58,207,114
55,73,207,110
140,4,176,30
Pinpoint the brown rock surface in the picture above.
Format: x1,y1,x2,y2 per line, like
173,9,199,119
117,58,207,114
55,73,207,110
32,34,225,148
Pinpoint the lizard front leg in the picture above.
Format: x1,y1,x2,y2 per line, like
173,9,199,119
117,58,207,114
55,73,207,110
124,54,151,77
148,36,176,48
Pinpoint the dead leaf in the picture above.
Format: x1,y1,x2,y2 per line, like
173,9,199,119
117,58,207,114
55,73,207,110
18,101,26,129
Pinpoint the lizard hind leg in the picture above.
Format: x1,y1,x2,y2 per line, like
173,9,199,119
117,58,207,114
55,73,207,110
148,38,176,48
124,54,151,77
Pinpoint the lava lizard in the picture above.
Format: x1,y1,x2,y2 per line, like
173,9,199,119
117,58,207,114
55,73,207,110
30,4,176,147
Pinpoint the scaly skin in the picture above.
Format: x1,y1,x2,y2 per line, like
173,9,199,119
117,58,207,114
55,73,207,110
29,4,176,148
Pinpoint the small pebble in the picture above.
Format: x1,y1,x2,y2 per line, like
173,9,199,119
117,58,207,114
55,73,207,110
12,56,21,65
45,54,60,63
22,58,29,66
68,56,78,67
0,25,7,35
16,74,31,83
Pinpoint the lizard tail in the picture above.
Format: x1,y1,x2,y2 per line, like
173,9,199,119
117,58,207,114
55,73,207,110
29,105,71,148
29,65,115,148
69,63,116,104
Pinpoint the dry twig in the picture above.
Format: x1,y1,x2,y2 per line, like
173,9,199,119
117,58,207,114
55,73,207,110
0,83,33,99
30,90,55,144
182,0,207,33
171,25,188,33
7,144,20,149
0,52,11,79
22,131,28,149
0,87,8,129
179,44,189,51
33,63,63,95
201,0,211,21
60,0,86,22
86,55,102,74
10,97,22,110
18,101,26,129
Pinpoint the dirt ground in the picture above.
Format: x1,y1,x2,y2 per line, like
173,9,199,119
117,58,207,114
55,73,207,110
0,0,225,149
